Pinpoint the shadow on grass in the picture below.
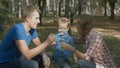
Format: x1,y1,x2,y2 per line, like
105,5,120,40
103,36,120,68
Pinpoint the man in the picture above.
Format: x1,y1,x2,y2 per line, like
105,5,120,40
0,5,55,68
61,14,116,68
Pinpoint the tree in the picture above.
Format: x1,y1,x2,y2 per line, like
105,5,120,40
68,0,78,25
103,0,107,16
0,0,13,24
108,0,117,18
38,0,46,25
65,0,70,18
58,0,63,17
78,0,82,15
67,0,79,35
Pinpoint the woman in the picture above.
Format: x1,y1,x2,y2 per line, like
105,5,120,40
61,14,116,68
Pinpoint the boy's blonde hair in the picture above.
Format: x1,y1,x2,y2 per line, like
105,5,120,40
58,18,70,28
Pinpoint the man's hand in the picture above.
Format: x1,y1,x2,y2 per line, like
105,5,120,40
46,34,55,44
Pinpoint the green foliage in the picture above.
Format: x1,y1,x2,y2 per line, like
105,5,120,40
0,0,14,25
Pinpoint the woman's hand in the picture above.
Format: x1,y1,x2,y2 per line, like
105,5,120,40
61,42,74,51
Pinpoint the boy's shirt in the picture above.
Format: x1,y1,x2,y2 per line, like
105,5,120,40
53,32,75,61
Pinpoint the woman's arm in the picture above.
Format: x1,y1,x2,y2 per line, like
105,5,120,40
61,42,86,59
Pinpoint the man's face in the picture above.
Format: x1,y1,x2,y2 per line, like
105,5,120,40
27,11,40,29
58,23,69,33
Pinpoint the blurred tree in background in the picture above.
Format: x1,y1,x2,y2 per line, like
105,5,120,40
0,0,12,25
0,0,119,26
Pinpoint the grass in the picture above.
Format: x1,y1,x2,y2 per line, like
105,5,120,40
0,16,120,68
36,16,120,68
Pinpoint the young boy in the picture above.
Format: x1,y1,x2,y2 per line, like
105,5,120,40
52,18,77,68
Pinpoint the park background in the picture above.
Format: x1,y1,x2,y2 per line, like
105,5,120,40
0,0,120,68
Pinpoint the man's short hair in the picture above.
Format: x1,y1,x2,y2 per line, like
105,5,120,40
21,5,41,21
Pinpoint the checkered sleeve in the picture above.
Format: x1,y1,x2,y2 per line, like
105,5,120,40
85,34,102,60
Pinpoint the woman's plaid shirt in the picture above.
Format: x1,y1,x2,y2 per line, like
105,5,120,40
84,30,116,68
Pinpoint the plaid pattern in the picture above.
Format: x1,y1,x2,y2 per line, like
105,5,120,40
84,30,116,68
72,36,81,44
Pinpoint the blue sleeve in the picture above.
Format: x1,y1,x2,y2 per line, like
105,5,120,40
13,25,26,40
69,37,75,47
66,35,75,47
31,30,38,39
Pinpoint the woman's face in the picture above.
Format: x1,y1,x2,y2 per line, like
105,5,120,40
76,24,84,37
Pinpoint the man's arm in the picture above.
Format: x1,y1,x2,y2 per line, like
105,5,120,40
16,39,49,60
32,37,44,55
32,37,41,47
32,37,51,67
15,34,55,60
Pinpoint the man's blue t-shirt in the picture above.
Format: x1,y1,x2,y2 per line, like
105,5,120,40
53,32,75,61
0,23,38,63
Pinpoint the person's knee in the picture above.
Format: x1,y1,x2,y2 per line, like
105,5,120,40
29,60,39,68
17,59,39,68
77,60,96,68
63,63,71,68
77,60,86,68
46,52,54,61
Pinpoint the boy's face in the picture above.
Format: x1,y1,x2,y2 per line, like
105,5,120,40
58,23,69,33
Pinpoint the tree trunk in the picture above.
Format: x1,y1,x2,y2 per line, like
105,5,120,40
108,0,116,18
38,0,42,25
68,2,79,35
78,0,82,15
26,0,29,6
11,0,15,14
65,0,69,18
70,13,74,25
104,0,107,16
18,2,22,19
38,0,46,25
58,0,63,17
